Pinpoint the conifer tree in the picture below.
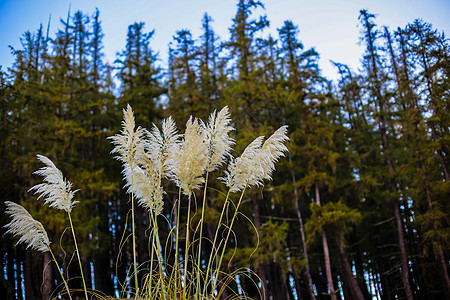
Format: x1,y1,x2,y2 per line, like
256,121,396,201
199,13,220,111
117,22,164,129
277,19,319,300
167,29,202,122
400,20,450,298
359,9,414,300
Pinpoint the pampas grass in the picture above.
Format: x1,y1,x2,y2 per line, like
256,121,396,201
109,104,147,169
4,201,73,299
168,116,208,196
5,104,288,300
109,104,146,293
29,154,79,213
203,106,235,172
29,155,89,300
108,105,288,299
4,201,50,253
223,125,289,193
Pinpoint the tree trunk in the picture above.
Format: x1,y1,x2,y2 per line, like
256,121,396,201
335,236,365,300
24,250,35,300
398,27,449,299
290,153,316,300
16,249,24,300
252,195,269,300
435,246,450,299
258,264,268,300
351,236,371,300
316,184,337,300
392,199,413,300
268,261,291,300
376,45,414,300
421,160,450,299
42,252,53,300
360,12,413,297
322,230,337,300
295,198,316,300
377,67,412,300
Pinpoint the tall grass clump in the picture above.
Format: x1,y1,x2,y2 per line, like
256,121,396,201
4,201,74,300
29,155,90,300
4,105,288,300
109,105,288,299
4,169,78,300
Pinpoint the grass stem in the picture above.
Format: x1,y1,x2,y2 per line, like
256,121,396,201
67,212,89,300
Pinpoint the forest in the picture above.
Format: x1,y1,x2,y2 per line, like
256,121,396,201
0,1,449,299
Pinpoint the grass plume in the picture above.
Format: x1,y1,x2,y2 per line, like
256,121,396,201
4,201,51,253
28,154,79,213
30,155,89,300
203,106,235,172
168,116,209,196
5,104,289,300
4,201,72,299
223,125,289,193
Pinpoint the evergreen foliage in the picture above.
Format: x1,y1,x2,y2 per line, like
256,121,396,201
1,2,449,299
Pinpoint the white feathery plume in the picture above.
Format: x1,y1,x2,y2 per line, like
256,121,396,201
29,155,78,213
222,136,264,193
123,164,164,215
203,106,235,172
109,105,148,202
110,105,171,214
109,104,146,169
139,116,179,214
4,201,51,253
253,125,289,182
223,125,289,193
168,116,208,195
146,116,180,178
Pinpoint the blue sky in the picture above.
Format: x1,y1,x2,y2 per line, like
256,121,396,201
1,0,449,80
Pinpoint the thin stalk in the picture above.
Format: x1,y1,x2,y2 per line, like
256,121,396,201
212,183,248,293
48,246,73,300
149,209,166,293
174,187,182,298
183,193,193,298
149,238,154,299
130,192,139,295
67,212,89,300
204,188,231,295
196,171,209,298
148,212,156,298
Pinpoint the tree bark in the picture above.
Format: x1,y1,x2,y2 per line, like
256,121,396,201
316,184,337,300
42,252,53,300
24,250,35,300
392,199,413,300
421,160,450,299
252,195,269,300
290,153,316,300
435,246,450,299
335,236,365,300
295,198,316,300
360,11,414,299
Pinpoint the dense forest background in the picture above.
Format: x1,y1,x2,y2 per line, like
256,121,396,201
1,0,449,299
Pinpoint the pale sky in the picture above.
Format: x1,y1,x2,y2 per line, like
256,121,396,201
1,0,449,80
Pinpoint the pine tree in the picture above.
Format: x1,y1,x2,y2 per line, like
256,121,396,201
277,19,319,300
359,9,414,300
117,22,164,128
167,29,202,122
400,20,450,298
